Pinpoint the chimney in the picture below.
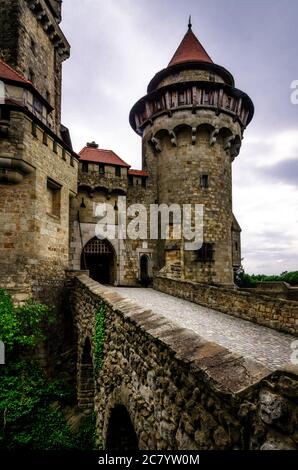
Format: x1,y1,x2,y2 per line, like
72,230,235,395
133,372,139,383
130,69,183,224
86,141,99,149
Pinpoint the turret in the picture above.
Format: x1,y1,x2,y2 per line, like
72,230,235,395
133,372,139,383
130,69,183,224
0,0,69,134
129,21,254,286
46,0,62,22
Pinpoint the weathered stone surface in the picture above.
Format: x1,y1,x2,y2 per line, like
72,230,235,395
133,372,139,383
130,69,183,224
71,275,298,450
0,0,77,307
154,275,298,335
260,431,296,450
259,390,289,425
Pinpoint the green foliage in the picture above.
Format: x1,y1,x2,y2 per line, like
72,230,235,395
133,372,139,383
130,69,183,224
93,302,105,370
236,271,298,287
0,288,53,351
76,412,96,450
0,289,95,450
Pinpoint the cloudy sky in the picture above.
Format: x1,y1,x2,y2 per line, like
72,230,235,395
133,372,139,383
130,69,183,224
61,0,298,275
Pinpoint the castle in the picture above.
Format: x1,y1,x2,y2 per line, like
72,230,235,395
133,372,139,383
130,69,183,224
0,0,254,302
1,2,298,453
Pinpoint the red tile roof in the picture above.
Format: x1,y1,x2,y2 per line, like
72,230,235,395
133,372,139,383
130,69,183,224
0,58,31,85
128,169,149,177
79,147,130,167
168,28,213,67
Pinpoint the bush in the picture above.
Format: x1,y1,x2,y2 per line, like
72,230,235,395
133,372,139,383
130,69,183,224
235,271,298,287
0,288,52,351
0,289,95,450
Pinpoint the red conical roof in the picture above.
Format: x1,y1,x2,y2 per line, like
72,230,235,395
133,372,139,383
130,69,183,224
168,27,213,67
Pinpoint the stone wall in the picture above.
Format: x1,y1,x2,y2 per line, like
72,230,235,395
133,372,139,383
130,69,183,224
0,0,69,133
69,168,156,286
242,282,298,302
0,110,77,304
154,275,298,336
71,275,298,450
140,110,242,287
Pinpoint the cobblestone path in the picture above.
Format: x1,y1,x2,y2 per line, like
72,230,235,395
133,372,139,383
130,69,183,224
108,287,296,370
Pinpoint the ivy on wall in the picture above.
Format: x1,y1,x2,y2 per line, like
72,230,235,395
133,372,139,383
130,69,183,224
0,289,95,450
93,301,106,371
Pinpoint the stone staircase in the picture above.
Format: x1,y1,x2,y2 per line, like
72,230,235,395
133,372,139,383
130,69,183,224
77,364,95,413
159,261,182,279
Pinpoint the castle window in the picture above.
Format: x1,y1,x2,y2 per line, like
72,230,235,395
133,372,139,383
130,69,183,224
229,98,235,112
197,243,214,262
53,140,58,153
33,97,42,116
115,166,121,177
209,91,215,106
82,162,88,173
204,91,210,104
46,178,61,218
99,164,105,175
43,132,48,146
235,242,238,252
0,106,10,137
170,93,176,108
0,106,10,122
226,96,232,109
142,177,146,188
200,174,209,189
128,176,133,186
178,92,186,105
28,69,35,84
31,121,37,137
62,148,66,160
30,38,36,53
46,90,51,104
70,156,74,167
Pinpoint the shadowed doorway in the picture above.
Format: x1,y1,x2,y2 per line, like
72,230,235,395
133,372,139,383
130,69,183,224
81,237,115,284
140,254,150,287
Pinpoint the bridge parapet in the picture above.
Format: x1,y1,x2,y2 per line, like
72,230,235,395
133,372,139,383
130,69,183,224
71,275,298,450
154,275,298,336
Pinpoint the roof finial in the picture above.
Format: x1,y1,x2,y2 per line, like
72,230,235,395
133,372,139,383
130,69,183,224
188,15,192,30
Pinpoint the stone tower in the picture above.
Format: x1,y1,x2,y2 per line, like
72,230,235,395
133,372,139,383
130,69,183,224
0,0,78,303
130,22,254,286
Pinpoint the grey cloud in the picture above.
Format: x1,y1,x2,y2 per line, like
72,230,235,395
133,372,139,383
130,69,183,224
258,230,294,243
258,159,298,186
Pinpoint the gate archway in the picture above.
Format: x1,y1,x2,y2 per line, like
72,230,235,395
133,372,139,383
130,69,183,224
81,237,116,284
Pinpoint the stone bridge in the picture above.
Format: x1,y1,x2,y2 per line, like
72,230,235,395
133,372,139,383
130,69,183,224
70,275,298,450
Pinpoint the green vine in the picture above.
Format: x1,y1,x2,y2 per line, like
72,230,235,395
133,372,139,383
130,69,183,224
93,301,106,370
0,289,96,450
